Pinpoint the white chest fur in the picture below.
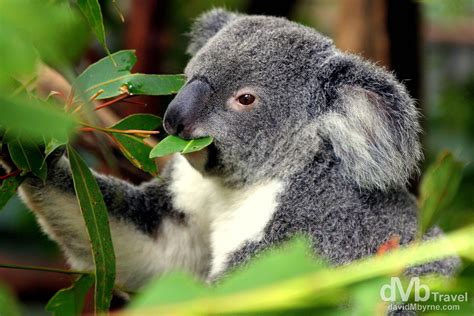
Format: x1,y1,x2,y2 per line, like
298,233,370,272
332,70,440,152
168,155,284,278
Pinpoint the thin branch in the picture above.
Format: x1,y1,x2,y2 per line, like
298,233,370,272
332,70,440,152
0,170,21,180
10,76,37,98
89,89,105,102
112,0,125,23
65,88,75,112
0,263,91,275
79,123,160,136
95,93,129,111
121,99,147,107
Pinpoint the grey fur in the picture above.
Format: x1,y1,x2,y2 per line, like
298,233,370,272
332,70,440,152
11,9,459,289
187,8,239,56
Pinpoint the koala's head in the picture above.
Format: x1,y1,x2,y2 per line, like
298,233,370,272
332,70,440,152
163,9,421,189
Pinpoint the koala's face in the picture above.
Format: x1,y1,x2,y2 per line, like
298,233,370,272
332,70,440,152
164,9,421,189
163,13,334,185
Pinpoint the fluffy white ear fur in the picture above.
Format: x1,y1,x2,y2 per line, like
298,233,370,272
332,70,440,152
319,86,422,190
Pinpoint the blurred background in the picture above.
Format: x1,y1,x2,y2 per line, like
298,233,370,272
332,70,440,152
0,0,472,314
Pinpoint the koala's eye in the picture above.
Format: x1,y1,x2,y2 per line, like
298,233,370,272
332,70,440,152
237,94,256,106
227,88,258,112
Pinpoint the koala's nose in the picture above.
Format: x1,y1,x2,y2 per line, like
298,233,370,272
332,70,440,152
163,113,184,136
163,79,211,139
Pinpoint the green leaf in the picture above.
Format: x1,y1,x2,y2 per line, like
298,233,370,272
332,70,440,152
73,50,136,98
149,135,213,158
95,73,186,99
418,151,464,236
0,0,88,83
130,237,326,311
0,96,77,142
110,114,162,175
45,274,95,316
216,237,325,296
113,134,158,175
76,0,111,56
44,136,68,159
0,175,25,210
67,145,116,313
0,22,37,84
8,139,47,180
72,50,185,100
128,225,474,315
130,272,207,309
0,282,22,316
111,114,162,131
349,277,389,316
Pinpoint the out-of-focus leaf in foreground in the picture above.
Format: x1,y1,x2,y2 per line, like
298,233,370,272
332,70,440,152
131,237,324,309
126,225,474,315
418,151,464,236
67,145,115,313
73,50,185,100
46,274,95,316
149,135,213,158
0,97,77,142
0,0,88,86
110,114,162,175
0,282,21,316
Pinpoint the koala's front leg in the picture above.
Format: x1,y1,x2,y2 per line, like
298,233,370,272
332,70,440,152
18,155,211,290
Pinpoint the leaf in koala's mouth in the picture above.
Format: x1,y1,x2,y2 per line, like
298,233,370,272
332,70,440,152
149,135,213,158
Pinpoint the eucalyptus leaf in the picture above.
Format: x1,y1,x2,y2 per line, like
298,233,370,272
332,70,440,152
73,50,136,97
149,135,213,158
76,0,111,56
73,50,185,100
128,225,474,315
92,73,185,99
45,274,95,316
44,136,68,159
0,0,88,78
0,96,76,142
0,174,25,210
111,114,162,131
8,139,47,180
0,283,22,316
130,237,322,309
418,151,464,236
67,145,115,313
110,114,162,175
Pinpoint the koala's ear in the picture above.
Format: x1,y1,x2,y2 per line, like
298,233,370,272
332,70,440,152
317,54,422,190
187,8,239,56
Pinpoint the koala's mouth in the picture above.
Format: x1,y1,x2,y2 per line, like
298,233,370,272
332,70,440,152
183,142,219,174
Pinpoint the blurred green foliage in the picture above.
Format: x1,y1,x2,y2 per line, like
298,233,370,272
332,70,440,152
421,0,474,22
0,0,89,87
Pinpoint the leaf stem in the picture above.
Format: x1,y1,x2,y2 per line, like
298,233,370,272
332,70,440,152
79,122,160,136
0,170,21,180
0,263,91,275
121,99,147,107
65,88,75,112
95,93,129,111
112,0,125,22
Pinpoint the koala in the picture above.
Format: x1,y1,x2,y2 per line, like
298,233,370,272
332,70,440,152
12,9,459,290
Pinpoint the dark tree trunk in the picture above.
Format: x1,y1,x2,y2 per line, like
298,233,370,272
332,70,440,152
247,0,298,17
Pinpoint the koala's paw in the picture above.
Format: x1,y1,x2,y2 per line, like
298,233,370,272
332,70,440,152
0,147,14,172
